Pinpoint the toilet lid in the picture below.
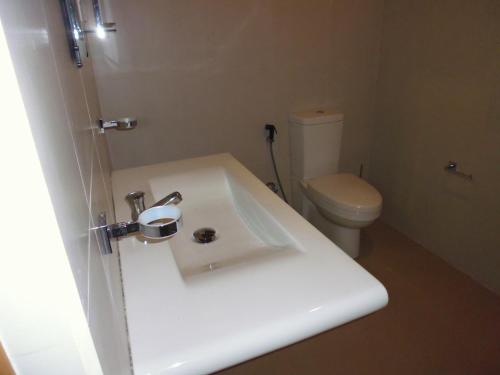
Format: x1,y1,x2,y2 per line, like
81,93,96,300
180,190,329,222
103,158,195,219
306,173,382,213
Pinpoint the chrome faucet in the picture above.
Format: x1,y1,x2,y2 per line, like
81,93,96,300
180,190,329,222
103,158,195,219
126,191,182,221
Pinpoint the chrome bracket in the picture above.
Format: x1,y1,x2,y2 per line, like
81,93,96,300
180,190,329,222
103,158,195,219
84,0,117,35
95,212,139,255
83,23,117,35
98,118,138,133
95,206,182,254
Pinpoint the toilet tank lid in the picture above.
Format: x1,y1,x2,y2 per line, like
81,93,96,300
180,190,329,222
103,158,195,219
289,109,344,125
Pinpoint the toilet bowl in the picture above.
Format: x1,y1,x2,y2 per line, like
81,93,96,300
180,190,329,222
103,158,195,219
289,108,382,258
301,173,382,258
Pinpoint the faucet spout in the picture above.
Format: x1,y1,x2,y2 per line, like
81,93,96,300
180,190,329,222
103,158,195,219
126,191,182,221
152,191,183,207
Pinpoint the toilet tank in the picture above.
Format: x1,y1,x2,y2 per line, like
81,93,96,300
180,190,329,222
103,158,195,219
289,109,344,181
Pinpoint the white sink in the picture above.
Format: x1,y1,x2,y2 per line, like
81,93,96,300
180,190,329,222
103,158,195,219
150,166,299,279
112,153,388,375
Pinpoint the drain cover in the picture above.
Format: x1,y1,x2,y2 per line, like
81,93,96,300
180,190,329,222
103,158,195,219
193,228,217,244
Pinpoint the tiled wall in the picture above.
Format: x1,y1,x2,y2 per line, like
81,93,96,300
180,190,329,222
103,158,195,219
370,0,500,294
91,0,384,194
0,1,130,373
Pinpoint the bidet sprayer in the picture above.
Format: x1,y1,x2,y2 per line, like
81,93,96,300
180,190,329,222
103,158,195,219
265,123,277,143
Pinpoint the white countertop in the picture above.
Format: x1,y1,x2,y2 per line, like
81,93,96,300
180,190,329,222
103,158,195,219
112,153,388,375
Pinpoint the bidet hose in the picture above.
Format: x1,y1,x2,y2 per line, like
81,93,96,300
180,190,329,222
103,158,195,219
268,139,289,204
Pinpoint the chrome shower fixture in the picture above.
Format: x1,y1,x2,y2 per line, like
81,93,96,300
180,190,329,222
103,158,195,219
59,0,117,68
89,0,116,38
99,117,137,133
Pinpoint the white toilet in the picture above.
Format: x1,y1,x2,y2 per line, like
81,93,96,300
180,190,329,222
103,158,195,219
289,109,382,258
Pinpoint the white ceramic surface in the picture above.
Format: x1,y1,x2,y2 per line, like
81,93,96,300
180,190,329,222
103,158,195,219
112,153,388,375
304,173,382,220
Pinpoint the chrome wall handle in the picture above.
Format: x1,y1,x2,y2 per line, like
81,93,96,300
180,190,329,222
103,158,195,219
59,0,117,68
99,118,137,132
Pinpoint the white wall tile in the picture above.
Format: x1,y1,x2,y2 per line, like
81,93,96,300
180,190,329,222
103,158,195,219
0,0,130,373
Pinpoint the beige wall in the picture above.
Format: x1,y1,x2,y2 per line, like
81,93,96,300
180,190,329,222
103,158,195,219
91,0,384,194
370,0,500,293
0,0,130,372
91,0,499,295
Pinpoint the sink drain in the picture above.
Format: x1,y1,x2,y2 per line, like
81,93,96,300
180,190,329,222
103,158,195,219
193,228,217,244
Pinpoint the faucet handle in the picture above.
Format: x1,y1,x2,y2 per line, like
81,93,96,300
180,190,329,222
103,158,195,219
126,191,146,221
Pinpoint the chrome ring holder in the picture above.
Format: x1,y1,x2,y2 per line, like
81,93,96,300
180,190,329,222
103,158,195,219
95,191,183,255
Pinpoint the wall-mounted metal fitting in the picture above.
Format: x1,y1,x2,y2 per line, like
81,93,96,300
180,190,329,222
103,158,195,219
59,0,85,68
83,22,117,35
95,212,140,255
444,161,473,181
95,205,182,255
99,118,137,133
84,0,117,38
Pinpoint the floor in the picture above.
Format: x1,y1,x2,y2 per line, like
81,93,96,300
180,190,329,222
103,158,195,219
0,343,14,375
217,221,500,375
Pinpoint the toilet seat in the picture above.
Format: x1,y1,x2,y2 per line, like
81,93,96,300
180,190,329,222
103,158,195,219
304,173,382,222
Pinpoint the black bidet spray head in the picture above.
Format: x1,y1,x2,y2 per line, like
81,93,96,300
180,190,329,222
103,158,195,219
265,123,277,143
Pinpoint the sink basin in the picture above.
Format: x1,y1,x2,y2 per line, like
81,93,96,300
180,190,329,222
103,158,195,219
112,153,388,375
149,166,300,279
